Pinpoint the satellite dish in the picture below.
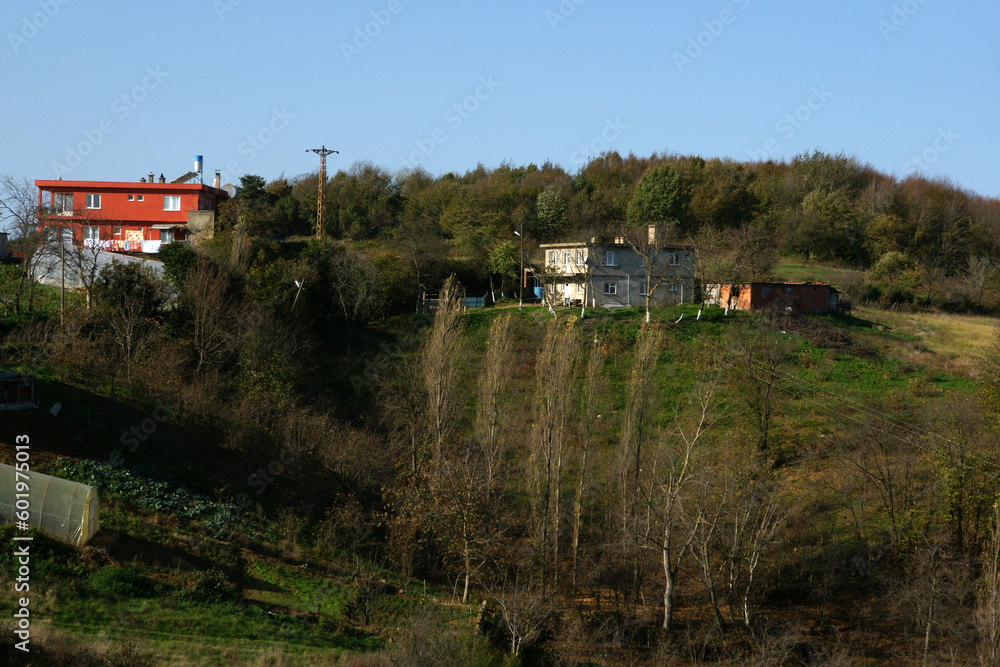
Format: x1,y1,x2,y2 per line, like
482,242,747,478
223,184,237,199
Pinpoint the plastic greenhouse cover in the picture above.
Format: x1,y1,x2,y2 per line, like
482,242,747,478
0,463,99,546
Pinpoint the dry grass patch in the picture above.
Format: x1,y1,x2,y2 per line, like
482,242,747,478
855,306,997,378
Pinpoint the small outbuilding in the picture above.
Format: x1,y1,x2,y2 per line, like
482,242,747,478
0,464,100,546
706,282,840,314
0,372,38,410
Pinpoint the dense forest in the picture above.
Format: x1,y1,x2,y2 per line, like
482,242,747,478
3,151,1000,665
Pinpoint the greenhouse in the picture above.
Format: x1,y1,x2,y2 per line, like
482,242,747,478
0,463,99,546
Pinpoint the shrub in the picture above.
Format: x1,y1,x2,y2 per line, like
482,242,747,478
194,567,239,601
940,292,970,313
87,567,153,599
883,288,913,308
859,283,881,305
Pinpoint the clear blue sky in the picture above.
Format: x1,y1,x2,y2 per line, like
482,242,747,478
3,0,998,197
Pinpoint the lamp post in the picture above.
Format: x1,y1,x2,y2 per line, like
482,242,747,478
291,279,305,313
515,223,524,310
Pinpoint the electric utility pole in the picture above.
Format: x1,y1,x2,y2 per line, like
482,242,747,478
306,146,338,239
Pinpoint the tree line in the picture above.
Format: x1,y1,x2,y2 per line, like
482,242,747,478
220,150,1000,313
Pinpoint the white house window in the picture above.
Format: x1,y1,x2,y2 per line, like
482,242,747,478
83,226,100,241
60,228,73,244
160,229,174,243
669,253,680,266
603,282,617,295
53,193,73,215
640,283,648,296
163,196,181,211
576,249,585,264
669,283,678,293
85,194,101,209
113,227,122,235
563,251,571,265
137,195,144,202
127,194,135,201
576,283,584,294
548,250,558,266
43,226,57,241
637,255,645,269
602,250,618,267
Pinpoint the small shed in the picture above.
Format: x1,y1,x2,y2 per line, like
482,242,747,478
0,373,38,410
706,282,839,314
0,464,100,546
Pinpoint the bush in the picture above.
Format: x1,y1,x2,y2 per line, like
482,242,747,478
87,567,153,599
883,288,913,308
859,283,881,305
193,566,239,601
940,292,970,313
175,567,239,603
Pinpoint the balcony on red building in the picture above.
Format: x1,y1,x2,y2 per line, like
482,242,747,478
35,173,229,254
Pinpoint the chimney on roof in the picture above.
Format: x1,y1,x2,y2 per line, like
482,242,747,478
159,174,165,183
648,225,656,246
149,172,154,183
213,171,221,189
140,177,146,183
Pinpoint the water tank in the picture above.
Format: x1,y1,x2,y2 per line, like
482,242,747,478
194,155,203,174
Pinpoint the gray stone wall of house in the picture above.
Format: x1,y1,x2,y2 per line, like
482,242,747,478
540,242,696,308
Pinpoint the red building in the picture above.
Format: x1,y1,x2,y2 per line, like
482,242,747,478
706,282,840,313
35,170,229,253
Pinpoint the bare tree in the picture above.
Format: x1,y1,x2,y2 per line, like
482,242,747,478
647,368,721,631
917,253,947,304
492,574,551,657
892,539,970,666
622,225,682,323
0,175,44,314
964,255,994,309
93,261,169,381
184,258,236,372
393,214,449,299
422,276,464,463
730,314,788,453
725,457,784,628
63,211,119,309
428,447,504,604
475,314,515,494
577,242,600,318
689,461,729,630
695,222,775,311
618,324,663,608
528,319,579,581
976,503,1000,666
847,422,920,555
379,354,428,475
571,334,606,589
526,248,564,314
